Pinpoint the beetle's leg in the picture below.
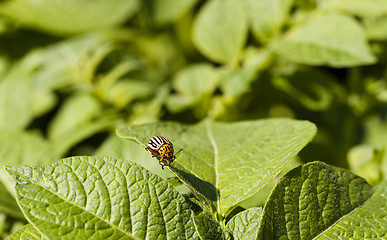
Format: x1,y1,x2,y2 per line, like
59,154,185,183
159,155,165,170
148,150,158,157
160,161,165,170
146,147,157,158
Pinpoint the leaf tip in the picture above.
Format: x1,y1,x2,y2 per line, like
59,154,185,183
5,166,15,175
115,128,126,138
4,166,18,181
115,128,147,147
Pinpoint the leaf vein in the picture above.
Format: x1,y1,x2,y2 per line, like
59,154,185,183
205,121,221,216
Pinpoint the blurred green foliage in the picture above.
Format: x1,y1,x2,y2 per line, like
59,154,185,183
1,0,387,238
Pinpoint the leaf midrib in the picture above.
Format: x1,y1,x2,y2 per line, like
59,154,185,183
205,121,220,215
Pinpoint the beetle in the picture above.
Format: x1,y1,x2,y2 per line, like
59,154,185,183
145,136,183,169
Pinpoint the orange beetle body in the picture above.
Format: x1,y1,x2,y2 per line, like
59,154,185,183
146,136,182,169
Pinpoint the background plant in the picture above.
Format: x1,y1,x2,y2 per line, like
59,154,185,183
0,0,387,239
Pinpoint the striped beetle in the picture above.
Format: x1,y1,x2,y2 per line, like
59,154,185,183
145,136,183,169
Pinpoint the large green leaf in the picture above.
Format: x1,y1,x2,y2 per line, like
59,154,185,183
0,0,140,35
257,161,374,240
6,156,198,239
273,13,376,67
192,0,248,65
226,207,262,240
316,180,387,239
117,119,316,217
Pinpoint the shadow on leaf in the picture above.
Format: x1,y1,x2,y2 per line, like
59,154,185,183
170,165,218,202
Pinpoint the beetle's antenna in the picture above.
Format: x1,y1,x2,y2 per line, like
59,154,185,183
174,148,183,157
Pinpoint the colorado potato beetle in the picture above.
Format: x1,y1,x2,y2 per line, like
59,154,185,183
145,136,183,169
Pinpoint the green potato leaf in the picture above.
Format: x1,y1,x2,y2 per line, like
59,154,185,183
166,64,218,115
48,94,102,141
257,161,374,239
273,13,376,67
6,156,198,239
192,0,248,65
194,211,231,240
0,63,33,131
0,0,140,35
117,119,316,217
47,94,113,156
226,207,262,240
315,180,387,239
